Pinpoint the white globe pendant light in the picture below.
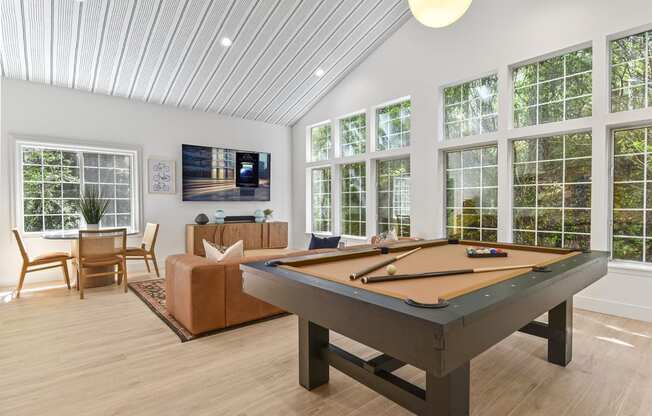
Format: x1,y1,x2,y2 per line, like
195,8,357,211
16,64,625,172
408,0,473,28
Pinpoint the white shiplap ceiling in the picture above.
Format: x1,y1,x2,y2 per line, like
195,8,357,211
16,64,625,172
0,0,411,126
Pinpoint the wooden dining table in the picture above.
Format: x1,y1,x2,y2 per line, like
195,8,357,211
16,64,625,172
42,229,137,288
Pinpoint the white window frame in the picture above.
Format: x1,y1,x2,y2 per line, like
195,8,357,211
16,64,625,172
607,23,652,114
440,72,500,141
609,124,652,264
375,156,412,238
444,144,499,242
509,42,593,130
372,96,412,152
340,161,367,238
510,132,593,250
12,135,142,236
337,110,368,159
306,120,333,163
306,164,333,235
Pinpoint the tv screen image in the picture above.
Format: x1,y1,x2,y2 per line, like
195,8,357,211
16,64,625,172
182,144,270,201
235,152,259,188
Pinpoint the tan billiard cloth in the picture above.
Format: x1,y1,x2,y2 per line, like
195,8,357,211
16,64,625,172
281,244,579,305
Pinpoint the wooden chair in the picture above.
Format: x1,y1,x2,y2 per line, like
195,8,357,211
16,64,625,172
76,228,127,299
125,223,160,277
12,229,72,298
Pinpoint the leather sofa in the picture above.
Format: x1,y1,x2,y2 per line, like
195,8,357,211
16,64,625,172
165,248,321,335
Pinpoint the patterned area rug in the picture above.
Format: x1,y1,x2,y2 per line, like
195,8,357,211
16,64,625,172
128,279,197,342
129,278,289,342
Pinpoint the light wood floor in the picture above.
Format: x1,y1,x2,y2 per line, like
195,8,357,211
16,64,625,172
1,276,651,416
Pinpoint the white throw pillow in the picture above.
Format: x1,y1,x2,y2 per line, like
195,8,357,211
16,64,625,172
221,240,244,262
203,239,224,262
385,229,399,242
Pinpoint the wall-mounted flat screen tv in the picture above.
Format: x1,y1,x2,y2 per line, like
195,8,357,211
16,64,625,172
182,144,270,201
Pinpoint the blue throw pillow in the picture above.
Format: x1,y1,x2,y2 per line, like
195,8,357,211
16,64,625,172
308,234,341,250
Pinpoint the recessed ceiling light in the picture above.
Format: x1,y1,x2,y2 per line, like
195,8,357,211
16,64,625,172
314,68,325,77
220,37,232,47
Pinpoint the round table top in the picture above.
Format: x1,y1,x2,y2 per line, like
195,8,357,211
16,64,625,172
42,229,137,240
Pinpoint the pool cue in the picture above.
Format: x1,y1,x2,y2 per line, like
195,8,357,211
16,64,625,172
349,247,422,281
361,264,539,284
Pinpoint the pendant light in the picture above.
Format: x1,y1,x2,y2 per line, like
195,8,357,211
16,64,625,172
408,0,473,28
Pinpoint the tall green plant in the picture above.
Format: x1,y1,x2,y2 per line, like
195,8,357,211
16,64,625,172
78,187,110,225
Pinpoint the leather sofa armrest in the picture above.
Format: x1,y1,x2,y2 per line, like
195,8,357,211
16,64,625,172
165,254,227,335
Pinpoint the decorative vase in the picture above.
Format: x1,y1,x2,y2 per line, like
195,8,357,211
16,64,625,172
254,209,265,223
195,213,209,225
265,214,273,222
214,209,226,224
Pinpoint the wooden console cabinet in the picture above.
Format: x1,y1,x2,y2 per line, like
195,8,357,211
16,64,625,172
186,222,288,256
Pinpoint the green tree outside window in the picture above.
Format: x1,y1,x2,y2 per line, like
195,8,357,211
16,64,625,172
341,162,366,237
512,133,592,250
513,48,593,128
446,145,498,241
376,101,411,151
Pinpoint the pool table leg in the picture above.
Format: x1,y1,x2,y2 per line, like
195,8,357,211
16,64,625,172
299,318,329,390
548,298,573,367
425,362,470,416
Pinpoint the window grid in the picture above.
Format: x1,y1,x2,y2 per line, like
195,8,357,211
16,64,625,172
445,145,498,242
611,126,652,263
512,133,593,250
340,114,367,157
311,167,332,233
610,30,652,113
444,74,499,140
82,153,132,228
21,145,135,233
310,124,332,162
22,147,82,233
340,162,366,237
376,100,411,151
377,158,411,237
513,48,593,128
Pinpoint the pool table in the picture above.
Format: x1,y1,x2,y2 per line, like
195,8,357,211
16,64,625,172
240,239,608,416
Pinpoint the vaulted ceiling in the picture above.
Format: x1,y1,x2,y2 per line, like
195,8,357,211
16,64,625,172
0,0,411,126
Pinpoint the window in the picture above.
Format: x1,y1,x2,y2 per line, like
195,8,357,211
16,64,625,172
513,48,592,128
377,158,410,237
311,167,332,233
310,123,332,162
612,126,652,262
610,30,652,112
376,100,411,151
341,162,366,237
340,113,367,157
19,142,138,233
512,133,592,249
446,145,498,242
444,75,498,140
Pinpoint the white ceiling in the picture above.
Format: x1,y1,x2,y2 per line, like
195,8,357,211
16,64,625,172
0,0,411,126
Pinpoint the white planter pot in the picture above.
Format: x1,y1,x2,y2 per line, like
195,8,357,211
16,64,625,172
85,223,100,230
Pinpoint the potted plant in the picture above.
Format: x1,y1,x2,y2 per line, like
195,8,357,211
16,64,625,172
79,187,110,229
263,208,274,222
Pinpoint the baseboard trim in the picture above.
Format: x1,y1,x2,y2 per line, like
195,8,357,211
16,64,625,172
575,295,652,323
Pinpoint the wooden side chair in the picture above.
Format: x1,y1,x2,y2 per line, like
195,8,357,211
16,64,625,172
76,228,127,299
126,223,160,277
12,229,72,298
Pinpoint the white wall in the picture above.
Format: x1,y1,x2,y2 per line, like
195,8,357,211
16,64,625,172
0,79,291,287
291,0,652,322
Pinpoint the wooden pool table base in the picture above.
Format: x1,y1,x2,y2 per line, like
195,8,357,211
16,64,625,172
300,298,572,416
